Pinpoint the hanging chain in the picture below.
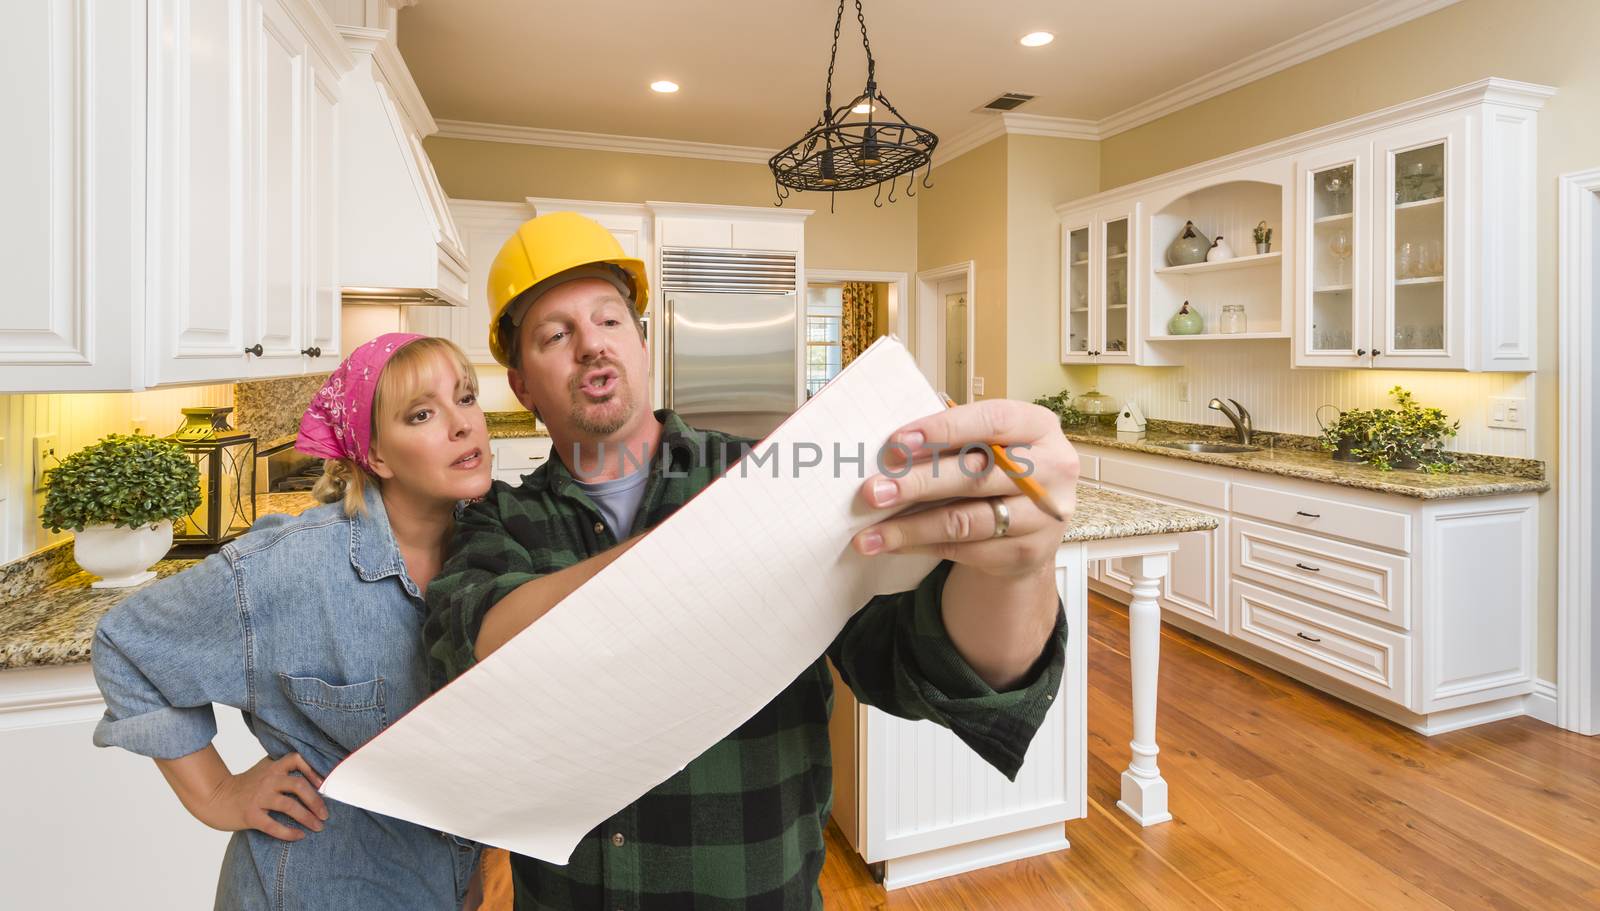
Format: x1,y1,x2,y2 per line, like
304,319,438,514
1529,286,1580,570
824,0,846,113
855,0,875,85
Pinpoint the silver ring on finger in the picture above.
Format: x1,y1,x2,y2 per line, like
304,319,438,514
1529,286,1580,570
990,498,1011,538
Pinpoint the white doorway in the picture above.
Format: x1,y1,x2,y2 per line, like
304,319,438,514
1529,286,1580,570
1558,167,1600,735
915,262,976,403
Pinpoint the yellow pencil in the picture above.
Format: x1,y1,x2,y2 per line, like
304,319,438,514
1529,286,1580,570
940,394,1070,522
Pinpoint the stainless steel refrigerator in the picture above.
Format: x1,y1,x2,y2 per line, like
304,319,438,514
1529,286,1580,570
662,290,801,439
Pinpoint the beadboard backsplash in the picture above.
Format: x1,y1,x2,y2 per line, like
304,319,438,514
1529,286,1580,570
1091,340,1536,458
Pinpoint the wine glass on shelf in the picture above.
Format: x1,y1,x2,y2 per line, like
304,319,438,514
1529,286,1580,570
1327,227,1352,285
1323,172,1350,215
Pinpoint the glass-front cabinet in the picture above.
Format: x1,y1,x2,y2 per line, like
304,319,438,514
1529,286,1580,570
1061,221,1091,358
1060,203,1140,364
1296,141,1370,367
1295,114,1471,369
1376,116,1466,369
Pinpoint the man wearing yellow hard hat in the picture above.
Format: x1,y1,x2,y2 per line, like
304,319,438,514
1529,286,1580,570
424,211,1077,908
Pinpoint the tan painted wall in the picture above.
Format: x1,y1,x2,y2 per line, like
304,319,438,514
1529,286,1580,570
1097,0,1600,680
916,137,1010,399
1006,134,1101,404
423,138,918,277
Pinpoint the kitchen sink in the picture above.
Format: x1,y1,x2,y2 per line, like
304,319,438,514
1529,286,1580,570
1152,441,1262,454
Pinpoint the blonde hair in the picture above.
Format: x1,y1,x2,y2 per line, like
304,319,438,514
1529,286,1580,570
312,337,480,517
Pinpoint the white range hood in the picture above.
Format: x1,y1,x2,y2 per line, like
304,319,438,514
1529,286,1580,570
336,27,468,306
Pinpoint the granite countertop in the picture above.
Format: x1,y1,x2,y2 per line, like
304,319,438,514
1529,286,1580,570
0,492,319,671
1065,424,1549,500
1,479,1200,671
1064,485,1217,542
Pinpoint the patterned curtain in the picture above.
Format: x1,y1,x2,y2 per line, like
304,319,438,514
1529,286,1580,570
839,282,878,366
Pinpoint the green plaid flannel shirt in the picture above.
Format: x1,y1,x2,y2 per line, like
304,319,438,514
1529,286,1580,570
423,410,1066,911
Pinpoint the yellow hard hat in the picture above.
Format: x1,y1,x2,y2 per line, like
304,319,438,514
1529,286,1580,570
486,211,650,367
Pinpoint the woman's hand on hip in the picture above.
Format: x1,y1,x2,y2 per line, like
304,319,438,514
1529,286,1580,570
203,753,330,841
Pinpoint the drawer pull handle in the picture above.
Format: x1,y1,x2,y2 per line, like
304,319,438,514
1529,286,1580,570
1296,631,1323,643
1294,562,1321,572
1295,510,1321,518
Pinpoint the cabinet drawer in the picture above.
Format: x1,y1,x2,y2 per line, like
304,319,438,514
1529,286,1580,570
492,437,554,473
1231,580,1410,706
1099,458,1227,510
1230,482,1410,553
1231,519,1411,630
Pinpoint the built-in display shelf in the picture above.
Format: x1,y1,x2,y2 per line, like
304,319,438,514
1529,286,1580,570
1155,251,1282,276
1394,196,1443,211
1314,283,1354,293
1146,331,1290,342
1394,275,1444,286
1314,212,1353,225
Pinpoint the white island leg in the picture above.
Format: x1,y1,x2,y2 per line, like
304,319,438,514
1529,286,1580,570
1117,553,1172,826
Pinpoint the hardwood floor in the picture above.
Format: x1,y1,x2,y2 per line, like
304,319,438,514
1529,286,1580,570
819,593,1600,910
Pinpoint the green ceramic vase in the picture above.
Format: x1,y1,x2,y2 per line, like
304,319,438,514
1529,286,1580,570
1167,301,1204,335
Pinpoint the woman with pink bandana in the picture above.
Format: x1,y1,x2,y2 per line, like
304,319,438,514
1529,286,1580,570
90,334,494,909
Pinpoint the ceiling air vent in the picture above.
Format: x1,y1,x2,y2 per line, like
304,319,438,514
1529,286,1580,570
981,92,1035,112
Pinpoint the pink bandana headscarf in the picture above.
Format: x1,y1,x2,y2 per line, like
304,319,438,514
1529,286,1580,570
295,333,426,471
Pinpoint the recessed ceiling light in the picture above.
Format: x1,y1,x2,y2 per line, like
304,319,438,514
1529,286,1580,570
1020,31,1055,47
650,80,679,94
852,102,875,114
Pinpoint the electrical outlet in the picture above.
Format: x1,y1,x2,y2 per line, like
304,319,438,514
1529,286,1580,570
34,434,58,491
1488,396,1527,430
972,376,985,396
1178,380,1191,403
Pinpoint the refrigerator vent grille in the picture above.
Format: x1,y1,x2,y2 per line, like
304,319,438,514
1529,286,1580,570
660,247,798,294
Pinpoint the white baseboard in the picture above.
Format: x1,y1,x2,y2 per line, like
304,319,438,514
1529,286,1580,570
1525,678,1560,727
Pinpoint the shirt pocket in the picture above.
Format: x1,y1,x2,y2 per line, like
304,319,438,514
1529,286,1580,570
277,674,388,755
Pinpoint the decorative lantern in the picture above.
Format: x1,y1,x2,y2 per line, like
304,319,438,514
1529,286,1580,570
168,406,257,547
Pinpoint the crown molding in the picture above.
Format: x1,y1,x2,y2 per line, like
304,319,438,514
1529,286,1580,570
931,118,1008,167
433,119,777,164
1001,112,1101,141
1097,0,1464,138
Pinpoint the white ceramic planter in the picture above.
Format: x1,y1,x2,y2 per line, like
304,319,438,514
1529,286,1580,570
74,520,173,589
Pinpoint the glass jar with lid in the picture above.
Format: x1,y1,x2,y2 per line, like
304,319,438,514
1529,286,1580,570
1077,389,1116,419
1219,304,1247,335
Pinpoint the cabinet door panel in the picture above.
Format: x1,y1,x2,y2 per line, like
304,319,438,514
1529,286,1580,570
1294,139,1370,368
1061,220,1092,362
252,2,306,375
302,69,340,361
1372,114,1468,370
145,0,254,386
1095,204,1138,363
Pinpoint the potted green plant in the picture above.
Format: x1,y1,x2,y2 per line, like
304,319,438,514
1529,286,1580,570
41,434,201,588
1033,389,1089,429
1253,220,1273,254
1317,387,1458,472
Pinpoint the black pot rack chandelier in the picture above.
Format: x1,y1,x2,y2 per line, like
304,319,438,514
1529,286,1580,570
770,0,937,211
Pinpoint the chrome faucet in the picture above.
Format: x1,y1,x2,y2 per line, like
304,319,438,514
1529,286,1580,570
1208,397,1253,444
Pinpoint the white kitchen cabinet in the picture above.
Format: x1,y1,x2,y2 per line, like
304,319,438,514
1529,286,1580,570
1292,87,1546,371
1,664,266,908
649,203,805,255
1059,204,1140,364
1056,79,1550,376
1093,456,1228,631
490,436,553,485
0,0,348,392
1078,442,1538,733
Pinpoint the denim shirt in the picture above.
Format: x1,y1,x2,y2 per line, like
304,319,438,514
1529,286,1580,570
91,485,477,910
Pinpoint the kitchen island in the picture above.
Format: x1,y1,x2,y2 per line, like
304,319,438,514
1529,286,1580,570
829,484,1217,889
